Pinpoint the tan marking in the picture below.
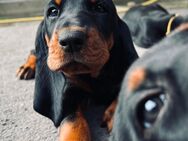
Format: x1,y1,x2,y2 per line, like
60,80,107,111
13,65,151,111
102,99,117,132
59,112,91,141
55,0,62,6
58,26,86,34
45,34,50,47
47,31,66,71
128,68,146,92
175,23,188,32
78,28,114,77
24,54,36,70
16,53,36,79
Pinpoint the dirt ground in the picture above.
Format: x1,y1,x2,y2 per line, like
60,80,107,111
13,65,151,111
0,8,188,141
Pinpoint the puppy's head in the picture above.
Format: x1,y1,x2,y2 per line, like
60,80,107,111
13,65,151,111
43,0,119,77
111,28,188,141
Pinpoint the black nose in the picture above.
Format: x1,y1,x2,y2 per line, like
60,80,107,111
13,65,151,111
59,31,86,52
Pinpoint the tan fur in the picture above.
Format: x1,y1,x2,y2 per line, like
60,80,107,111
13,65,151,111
59,112,91,141
58,26,86,34
128,68,146,92
102,99,117,132
46,32,66,71
55,0,62,6
176,23,188,32
16,53,36,79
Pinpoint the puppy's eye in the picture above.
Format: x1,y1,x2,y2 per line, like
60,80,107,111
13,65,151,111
137,93,166,129
93,3,106,13
48,7,59,18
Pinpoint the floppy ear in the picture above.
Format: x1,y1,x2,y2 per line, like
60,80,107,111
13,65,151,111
98,18,138,99
114,18,138,68
33,21,86,127
33,21,65,127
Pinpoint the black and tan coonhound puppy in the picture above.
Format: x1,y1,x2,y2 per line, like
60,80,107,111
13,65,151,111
123,3,188,48
111,23,188,141
17,0,138,140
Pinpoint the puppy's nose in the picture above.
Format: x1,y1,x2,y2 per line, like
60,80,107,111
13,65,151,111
59,31,86,52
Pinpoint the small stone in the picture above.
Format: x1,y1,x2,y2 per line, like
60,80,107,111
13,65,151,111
2,123,7,126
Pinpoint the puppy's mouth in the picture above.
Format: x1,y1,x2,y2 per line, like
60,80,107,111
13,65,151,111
58,60,91,76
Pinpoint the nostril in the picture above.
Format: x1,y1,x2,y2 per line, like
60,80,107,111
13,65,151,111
59,31,86,52
73,38,84,46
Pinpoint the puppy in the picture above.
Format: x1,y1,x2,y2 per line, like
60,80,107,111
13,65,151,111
30,0,138,140
111,23,188,141
123,3,188,48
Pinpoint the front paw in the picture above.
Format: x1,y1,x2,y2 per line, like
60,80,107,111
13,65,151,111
59,112,91,141
101,100,117,132
16,54,36,80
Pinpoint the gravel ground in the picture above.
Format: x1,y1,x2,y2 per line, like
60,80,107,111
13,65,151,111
0,8,188,141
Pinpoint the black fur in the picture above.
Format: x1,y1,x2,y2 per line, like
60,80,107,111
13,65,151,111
123,3,188,48
33,0,138,127
111,27,188,141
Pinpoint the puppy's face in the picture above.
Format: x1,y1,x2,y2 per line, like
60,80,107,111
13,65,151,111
111,31,188,141
43,0,118,77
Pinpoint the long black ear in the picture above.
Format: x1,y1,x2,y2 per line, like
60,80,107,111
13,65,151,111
33,21,66,127
100,18,138,98
115,18,138,68
33,21,88,127
33,21,64,126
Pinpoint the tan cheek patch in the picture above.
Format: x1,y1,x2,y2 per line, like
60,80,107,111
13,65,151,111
55,0,62,6
175,23,188,32
45,32,66,71
45,34,50,47
79,28,112,77
128,68,146,92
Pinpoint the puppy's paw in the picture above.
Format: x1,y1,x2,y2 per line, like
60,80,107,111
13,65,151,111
101,100,117,132
16,54,36,80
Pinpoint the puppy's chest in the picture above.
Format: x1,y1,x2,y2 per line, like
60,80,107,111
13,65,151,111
66,75,121,104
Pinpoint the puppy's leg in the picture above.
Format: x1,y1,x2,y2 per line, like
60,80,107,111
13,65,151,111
16,50,36,80
101,99,117,132
59,110,91,141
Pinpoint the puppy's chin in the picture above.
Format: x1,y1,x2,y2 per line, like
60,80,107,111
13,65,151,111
59,61,92,76
48,54,110,78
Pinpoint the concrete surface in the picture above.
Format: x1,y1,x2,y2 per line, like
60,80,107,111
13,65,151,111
0,0,48,18
0,0,187,19
0,22,59,141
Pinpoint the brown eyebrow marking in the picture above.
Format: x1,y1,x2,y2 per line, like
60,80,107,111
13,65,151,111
128,68,146,92
55,0,62,6
58,26,87,34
